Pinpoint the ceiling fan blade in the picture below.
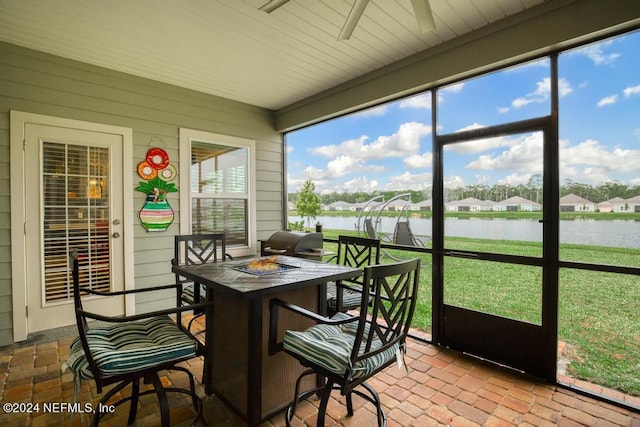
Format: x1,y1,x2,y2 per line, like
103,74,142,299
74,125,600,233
259,0,290,13
338,0,370,41
410,0,435,33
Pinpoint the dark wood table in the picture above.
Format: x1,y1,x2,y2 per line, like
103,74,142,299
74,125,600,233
172,255,361,426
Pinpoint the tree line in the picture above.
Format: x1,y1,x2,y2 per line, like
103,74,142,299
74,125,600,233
288,176,640,205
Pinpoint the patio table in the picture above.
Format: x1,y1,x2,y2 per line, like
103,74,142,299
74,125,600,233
172,255,361,426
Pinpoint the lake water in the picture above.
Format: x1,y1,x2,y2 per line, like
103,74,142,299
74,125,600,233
289,215,640,249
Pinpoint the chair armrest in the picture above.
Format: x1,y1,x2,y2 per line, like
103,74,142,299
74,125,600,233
268,298,356,355
81,283,179,297
78,300,212,323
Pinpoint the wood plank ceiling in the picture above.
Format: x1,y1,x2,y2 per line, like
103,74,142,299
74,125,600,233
0,0,545,111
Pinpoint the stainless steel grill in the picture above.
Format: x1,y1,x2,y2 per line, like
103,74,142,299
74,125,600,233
260,231,323,259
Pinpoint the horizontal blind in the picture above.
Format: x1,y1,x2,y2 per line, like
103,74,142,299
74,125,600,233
191,142,248,245
42,142,111,302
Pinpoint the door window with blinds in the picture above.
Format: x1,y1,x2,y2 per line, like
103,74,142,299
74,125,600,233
183,132,255,253
43,142,110,301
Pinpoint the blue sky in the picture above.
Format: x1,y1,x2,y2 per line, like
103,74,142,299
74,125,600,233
286,31,640,196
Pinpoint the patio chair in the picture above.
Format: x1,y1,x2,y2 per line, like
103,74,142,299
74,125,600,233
269,258,421,426
325,235,380,315
393,220,431,247
173,233,231,333
64,251,207,427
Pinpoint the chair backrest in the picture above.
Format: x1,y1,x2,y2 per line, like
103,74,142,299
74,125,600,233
334,235,381,282
351,258,421,372
173,233,228,267
363,218,378,240
393,221,414,246
69,250,102,381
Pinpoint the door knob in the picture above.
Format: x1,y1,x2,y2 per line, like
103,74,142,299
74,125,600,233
112,232,121,238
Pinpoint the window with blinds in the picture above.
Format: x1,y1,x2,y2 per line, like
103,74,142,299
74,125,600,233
191,142,249,246
42,141,111,302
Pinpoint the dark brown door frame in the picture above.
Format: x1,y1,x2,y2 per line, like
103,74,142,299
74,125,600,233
430,56,560,381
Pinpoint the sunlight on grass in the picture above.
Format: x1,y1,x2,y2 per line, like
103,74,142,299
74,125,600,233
320,229,640,396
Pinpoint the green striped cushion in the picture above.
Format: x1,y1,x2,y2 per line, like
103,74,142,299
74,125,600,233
181,283,205,304
66,316,197,380
283,312,398,379
326,282,364,311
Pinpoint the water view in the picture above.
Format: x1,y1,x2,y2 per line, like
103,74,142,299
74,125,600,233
290,215,640,249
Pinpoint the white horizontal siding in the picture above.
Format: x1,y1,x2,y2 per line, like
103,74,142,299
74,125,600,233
0,41,282,345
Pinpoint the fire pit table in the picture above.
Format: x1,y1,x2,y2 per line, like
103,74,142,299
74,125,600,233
172,255,361,426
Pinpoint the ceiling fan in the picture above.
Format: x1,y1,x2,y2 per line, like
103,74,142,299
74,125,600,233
259,0,435,40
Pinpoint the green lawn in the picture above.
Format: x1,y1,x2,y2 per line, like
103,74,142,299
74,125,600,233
318,229,640,396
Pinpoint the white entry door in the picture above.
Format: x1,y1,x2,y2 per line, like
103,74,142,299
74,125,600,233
23,123,126,333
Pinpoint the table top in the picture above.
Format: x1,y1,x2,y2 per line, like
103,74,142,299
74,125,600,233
172,255,361,299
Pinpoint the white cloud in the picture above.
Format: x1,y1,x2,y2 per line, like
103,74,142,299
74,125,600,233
560,139,640,174
623,84,640,97
512,77,573,109
385,171,432,191
497,173,533,186
331,176,379,193
456,123,486,132
597,95,618,107
326,155,359,178
404,152,432,169
443,175,465,189
577,41,621,65
442,82,465,93
311,135,368,158
312,122,431,161
497,106,510,114
466,132,544,174
443,123,518,155
399,93,431,109
301,165,324,180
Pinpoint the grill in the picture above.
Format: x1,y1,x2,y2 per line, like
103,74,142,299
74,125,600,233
260,231,323,260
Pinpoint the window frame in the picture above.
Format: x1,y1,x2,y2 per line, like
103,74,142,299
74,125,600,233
179,128,257,258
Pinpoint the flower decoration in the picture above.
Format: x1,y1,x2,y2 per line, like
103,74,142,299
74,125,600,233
136,146,177,232
146,147,169,169
137,147,175,181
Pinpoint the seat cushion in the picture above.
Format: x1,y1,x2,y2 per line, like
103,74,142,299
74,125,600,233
326,282,364,311
182,283,206,304
65,315,197,380
283,312,398,380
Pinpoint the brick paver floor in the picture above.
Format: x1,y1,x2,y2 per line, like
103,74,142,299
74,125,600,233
1,318,639,426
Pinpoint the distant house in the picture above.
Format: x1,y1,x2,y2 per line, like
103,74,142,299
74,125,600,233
495,196,541,212
385,199,410,211
287,201,296,211
328,201,352,211
446,197,490,212
412,199,432,211
560,194,596,212
625,195,640,213
597,197,627,213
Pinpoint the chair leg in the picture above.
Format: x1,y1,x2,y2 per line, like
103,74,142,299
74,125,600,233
346,391,354,416
127,378,140,425
148,372,170,427
91,379,134,427
171,365,203,420
360,381,386,427
285,369,316,426
186,312,205,332
316,379,334,427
